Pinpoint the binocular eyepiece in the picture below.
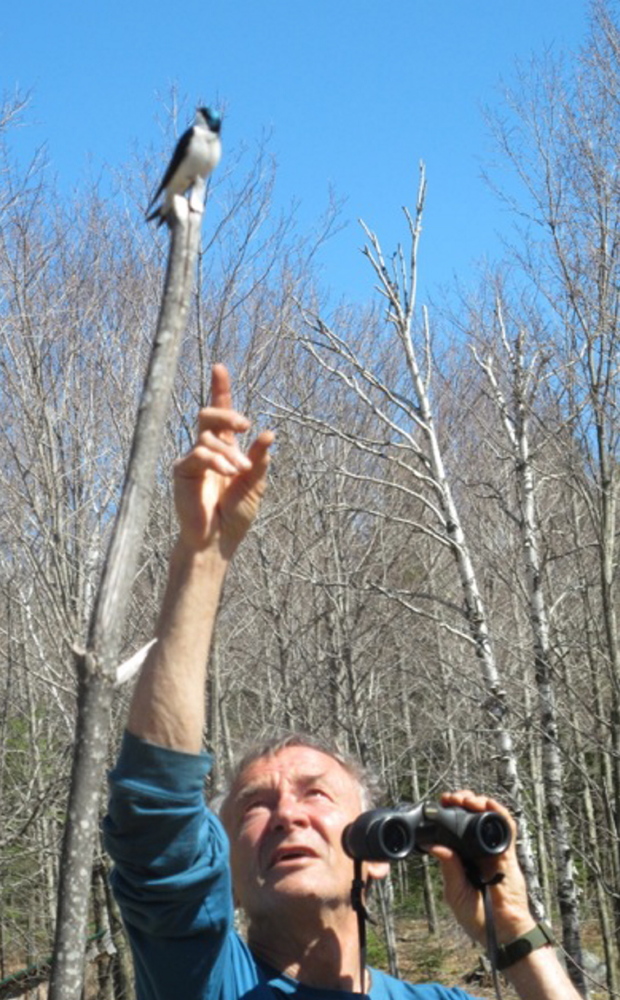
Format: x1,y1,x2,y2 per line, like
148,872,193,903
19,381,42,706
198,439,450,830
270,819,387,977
342,801,511,864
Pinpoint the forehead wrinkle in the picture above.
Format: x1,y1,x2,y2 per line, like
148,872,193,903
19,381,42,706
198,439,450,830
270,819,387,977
235,769,333,805
221,748,367,828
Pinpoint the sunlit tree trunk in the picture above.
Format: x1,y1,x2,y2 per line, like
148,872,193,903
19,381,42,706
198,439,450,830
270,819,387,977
293,170,541,905
473,310,586,992
50,194,205,1000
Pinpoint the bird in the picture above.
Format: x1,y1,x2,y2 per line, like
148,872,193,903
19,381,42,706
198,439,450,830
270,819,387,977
146,106,222,226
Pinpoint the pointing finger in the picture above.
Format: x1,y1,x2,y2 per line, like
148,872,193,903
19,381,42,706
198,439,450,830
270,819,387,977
210,363,233,411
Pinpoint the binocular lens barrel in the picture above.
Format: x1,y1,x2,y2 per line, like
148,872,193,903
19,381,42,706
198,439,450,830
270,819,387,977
476,814,508,852
342,802,511,863
380,818,412,857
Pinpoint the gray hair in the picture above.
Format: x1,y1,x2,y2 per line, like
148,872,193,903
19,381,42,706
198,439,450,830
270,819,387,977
215,731,383,821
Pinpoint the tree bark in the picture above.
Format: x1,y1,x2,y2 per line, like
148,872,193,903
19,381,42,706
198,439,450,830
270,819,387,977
49,192,205,1000
473,320,587,994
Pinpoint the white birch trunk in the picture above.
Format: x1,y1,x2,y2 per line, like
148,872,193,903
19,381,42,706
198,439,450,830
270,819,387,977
473,315,586,994
294,169,541,901
361,175,540,897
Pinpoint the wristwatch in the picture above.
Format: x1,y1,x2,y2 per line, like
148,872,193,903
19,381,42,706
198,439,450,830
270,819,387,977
495,922,555,971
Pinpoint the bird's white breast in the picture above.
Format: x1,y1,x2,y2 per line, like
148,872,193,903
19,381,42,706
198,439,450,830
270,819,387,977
175,128,221,188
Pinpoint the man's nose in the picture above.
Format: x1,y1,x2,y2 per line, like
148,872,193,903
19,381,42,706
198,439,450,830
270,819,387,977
269,793,309,830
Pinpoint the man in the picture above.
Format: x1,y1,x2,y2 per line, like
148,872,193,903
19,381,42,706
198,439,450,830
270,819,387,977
104,365,581,1000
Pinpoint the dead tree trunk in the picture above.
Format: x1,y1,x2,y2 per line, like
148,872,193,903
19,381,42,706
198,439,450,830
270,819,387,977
49,191,206,1000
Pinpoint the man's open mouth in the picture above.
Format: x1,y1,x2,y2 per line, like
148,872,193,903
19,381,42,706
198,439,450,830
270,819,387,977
269,846,318,868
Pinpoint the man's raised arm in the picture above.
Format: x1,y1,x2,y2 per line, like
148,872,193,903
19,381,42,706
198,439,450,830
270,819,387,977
126,364,274,752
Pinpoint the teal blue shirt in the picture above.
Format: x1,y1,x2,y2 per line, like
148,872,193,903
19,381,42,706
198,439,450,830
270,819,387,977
103,732,480,1000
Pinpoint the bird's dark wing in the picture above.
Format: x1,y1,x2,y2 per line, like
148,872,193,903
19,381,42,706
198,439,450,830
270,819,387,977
146,126,193,214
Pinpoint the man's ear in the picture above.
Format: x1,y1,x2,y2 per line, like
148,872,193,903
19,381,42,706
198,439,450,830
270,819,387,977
365,860,390,882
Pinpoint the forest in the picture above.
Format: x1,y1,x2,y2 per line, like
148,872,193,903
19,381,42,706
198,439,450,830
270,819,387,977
1,3,620,999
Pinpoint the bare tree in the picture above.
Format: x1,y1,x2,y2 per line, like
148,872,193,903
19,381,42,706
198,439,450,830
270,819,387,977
272,169,543,912
470,295,587,992
485,3,620,985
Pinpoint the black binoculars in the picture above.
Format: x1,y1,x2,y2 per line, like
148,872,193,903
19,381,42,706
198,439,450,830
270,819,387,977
342,801,511,864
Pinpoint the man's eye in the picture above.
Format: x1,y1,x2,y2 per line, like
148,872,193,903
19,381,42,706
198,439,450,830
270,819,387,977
244,799,267,813
307,788,329,800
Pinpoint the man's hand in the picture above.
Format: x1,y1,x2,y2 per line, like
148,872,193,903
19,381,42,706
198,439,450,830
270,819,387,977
174,364,274,560
126,364,273,750
428,789,534,948
432,791,584,998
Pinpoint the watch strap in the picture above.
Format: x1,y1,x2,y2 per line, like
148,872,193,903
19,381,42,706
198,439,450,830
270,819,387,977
495,921,555,971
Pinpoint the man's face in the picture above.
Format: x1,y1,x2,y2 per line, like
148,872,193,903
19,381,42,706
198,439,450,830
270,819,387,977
223,746,385,920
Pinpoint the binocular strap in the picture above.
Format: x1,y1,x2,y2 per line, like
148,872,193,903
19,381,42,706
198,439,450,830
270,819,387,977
469,867,505,1000
350,862,505,999
351,860,375,994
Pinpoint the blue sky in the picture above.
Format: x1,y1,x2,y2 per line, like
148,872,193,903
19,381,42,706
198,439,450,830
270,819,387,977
2,2,589,304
